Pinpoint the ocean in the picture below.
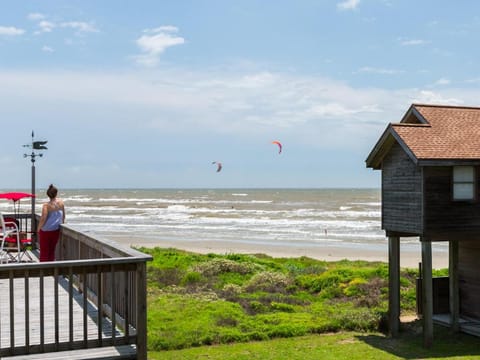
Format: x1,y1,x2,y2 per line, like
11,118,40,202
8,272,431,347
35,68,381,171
0,188,448,255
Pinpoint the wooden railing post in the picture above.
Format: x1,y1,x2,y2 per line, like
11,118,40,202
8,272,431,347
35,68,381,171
136,262,148,360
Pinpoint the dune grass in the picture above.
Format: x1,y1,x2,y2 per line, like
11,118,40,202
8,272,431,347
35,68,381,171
141,247,461,358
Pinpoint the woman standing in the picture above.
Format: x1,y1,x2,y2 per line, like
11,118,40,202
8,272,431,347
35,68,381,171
37,184,65,262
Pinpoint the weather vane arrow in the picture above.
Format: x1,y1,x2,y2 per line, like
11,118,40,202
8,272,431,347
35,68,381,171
33,141,48,150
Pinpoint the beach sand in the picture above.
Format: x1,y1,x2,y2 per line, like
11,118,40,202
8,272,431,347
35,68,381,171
112,236,449,269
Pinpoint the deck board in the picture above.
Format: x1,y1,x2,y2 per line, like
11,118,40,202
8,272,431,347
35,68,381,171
0,251,124,354
6,345,137,359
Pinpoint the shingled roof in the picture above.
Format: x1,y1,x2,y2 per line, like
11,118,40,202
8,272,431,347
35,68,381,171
366,104,480,169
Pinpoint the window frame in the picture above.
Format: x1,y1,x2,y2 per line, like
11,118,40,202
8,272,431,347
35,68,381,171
452,166,476,201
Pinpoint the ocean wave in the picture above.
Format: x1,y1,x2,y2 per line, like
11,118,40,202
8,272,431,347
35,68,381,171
58,188,387,249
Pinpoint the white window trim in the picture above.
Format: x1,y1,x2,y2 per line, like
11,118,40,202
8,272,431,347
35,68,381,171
453,166,475,201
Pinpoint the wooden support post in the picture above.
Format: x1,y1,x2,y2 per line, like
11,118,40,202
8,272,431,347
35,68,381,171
388,236,400,337
449,240,459,332
421,240,433,348
136,262,148,360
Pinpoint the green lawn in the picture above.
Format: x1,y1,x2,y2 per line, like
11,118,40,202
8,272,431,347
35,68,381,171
149,327,480,360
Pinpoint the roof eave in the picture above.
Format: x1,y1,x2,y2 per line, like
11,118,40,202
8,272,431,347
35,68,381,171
400,104,429,124
365,125,393,169
417,159,480,166
365,124,419,169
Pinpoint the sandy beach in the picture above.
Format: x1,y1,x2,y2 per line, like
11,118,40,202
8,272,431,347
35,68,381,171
112,236,449,269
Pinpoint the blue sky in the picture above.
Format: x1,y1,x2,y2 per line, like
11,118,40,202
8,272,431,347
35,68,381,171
1,0,480,189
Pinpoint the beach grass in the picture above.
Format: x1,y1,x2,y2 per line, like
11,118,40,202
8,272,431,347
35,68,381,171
141,247,449,354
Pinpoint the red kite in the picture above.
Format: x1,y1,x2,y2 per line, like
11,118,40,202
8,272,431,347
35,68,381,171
272,140,282,154
212,161,222,172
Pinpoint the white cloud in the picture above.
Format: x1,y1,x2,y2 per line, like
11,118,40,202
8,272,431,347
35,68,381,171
0,69,401,133
465,77,480,84
306,103,382,118
337,0,360,11
411,90,463,105
433,78,450,86
27,13,45,21
60,21,99,34
0,26,25,36
42,45,54,53
39,20,56,33
31,15,98,35
358,66,403,75
3,67,480,188
399,38,427,46
145,25,179,34
2,68,480,149
134,26,185,67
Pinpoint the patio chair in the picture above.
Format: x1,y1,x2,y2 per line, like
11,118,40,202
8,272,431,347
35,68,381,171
0,213,33,262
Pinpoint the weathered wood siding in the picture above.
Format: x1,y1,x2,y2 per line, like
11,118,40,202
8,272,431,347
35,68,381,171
423,166,480,240
381,142,422,234
458,240,480,319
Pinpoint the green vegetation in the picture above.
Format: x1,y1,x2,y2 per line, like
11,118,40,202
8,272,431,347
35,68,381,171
142,247,449,352
147,328,480,360
143,247,480,358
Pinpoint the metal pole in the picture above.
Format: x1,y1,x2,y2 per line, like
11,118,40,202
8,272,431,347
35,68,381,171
31,157,36,246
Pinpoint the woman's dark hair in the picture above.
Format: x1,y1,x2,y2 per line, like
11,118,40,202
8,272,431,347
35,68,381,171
47,184,58,199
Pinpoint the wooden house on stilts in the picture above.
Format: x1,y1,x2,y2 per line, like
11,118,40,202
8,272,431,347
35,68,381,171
366,103,480,347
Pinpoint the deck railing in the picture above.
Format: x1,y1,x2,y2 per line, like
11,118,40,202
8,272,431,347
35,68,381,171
0,216,152,359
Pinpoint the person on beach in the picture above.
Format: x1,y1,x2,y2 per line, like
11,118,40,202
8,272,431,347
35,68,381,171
37,184,65,262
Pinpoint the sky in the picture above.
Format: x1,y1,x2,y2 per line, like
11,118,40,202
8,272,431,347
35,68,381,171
2,1,480,189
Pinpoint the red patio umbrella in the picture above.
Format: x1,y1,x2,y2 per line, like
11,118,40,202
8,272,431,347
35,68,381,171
0,192,35,216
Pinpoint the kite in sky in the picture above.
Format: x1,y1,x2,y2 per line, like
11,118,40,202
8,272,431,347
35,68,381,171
212,161,222,172
272,140,282,154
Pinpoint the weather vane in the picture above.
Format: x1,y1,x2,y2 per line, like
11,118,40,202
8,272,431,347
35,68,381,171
23,131,48,243
23,131,48,163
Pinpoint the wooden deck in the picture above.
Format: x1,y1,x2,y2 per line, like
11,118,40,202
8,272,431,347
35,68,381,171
0,250,135,358
0,269,117,348
0,219,151,359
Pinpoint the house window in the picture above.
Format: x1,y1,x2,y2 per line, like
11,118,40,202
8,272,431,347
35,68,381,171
453,166,475,200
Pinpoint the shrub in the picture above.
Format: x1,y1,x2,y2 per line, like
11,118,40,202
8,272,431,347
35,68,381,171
249,300,268,314
284,262,327,276
220,283,242,300
296,271,344,295
216,315,239,327
244,271,293,293
192,258,259,276
181,271,206,287
270,301,295,313
353,277,387,308
148,267,185,287
326,306,383,332
342,277,368,297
